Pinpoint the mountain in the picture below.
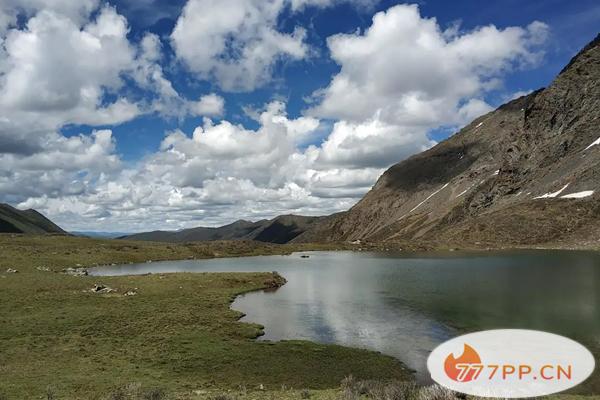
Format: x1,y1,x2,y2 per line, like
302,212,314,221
0,203,66,234
120,215,324,244
72,231,132,239
294,34,600,248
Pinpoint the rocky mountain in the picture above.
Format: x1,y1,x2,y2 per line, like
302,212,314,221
294,34,600,248
121,214,324,244
0,203,66,234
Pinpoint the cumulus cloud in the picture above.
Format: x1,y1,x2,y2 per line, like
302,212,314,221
0,6,135,118
0,130,120,202
0,0,99,33
0,3,224,150
146,101,320,188
0,0,241,228
309,4,548,128
310,118,435,169
191,94,226,117
171,0,309,91
12,102,369,231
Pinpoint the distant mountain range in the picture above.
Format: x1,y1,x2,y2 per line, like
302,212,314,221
0,203,65,234
3,34,599,249
71,231,132,239
120,215,324,244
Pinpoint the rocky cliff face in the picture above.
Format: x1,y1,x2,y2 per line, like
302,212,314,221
295,34,600,248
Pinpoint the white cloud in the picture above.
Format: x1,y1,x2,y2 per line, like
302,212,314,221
0,5,141,134
290,0,379,11
0,0,99,33
148,102,319,188
1,7,133,112
0,4,223,143
191,94,225,117
309,4,548,128
310,117,435,169
171,0,309,91
11,102,369,231
0,130,120,201
133,33,179,100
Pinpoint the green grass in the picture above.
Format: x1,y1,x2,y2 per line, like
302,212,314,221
0,235,409,399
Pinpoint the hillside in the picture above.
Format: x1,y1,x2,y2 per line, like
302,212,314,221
121,215,324,244
0,203,66,234
295,34,600,248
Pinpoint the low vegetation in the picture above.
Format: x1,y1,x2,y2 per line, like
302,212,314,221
51,378,600,400
0,234,408,399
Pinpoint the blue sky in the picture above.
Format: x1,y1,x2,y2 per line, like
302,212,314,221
61,0,600,161
0,0,598,231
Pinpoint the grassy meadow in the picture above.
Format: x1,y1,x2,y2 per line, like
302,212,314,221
0,234,410,399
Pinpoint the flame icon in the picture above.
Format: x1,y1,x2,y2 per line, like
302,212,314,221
444,344,482,382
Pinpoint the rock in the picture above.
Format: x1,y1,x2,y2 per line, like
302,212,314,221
91,284,114,294
63,267,88,276
124,290,137,296
6,268,18,273
36,266,51,272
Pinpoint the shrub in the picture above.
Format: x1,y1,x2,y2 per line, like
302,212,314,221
46,386,56,400
210,394,236,400
418,385,456,400
370,381,419,400
143,388,165,400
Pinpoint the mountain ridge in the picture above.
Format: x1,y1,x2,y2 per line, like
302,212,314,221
120,214,325,244
0,203,66,234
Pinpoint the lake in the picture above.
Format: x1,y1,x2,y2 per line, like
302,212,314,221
90,250,600,388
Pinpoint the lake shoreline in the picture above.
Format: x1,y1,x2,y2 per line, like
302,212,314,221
2,235,599,396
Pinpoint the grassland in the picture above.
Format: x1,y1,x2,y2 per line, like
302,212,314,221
0,234,410,399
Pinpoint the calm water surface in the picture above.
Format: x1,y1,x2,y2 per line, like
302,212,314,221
91,250,600,385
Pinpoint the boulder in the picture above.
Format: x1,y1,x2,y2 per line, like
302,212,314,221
91,284,114,294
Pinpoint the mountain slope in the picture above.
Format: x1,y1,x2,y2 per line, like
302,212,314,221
0,204,66,234
121,220,264,242
121,215,324,244
295,34,600,248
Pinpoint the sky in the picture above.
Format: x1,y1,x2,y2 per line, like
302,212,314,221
0,0,598,233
